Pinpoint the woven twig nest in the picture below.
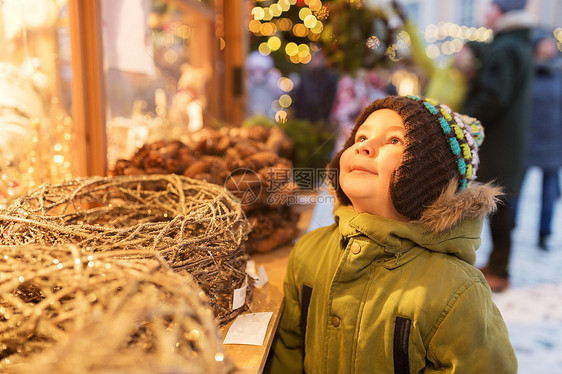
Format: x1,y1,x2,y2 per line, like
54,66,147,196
0,174,251,324
0,245,232,373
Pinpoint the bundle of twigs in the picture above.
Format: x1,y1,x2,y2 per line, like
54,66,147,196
0,174,251,324
0,245,232,373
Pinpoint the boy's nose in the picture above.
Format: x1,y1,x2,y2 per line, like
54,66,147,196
355,141,377,157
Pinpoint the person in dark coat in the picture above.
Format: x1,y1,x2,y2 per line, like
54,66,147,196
525,30,562,250
462,0,535,292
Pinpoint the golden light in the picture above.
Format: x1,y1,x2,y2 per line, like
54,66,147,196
301,53,312,64
251,7,265,20
396,30,411,48
293,23,308,37
289,54,301,63
263,7,273,21
386,46,397,60
275,110,288,124
259,42,272,55
308,0,323,11
298,43,310,57
278,77,294,92
391,70,419,96
285,42,299,56
299,7,312,20
309,32,320,41
366,36,380,50
270,3,282,17
249,19,261,33
303,14,317,28
277,18,292,31
268,36,282,51
260,22,275,36
311,20,323,34
279,94,292,108
177,25,192,39
278,0,291,12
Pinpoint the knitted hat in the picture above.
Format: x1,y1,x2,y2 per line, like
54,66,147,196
328,95,484,220
493,0,527,12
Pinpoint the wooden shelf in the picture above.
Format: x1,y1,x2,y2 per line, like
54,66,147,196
220,203,314,373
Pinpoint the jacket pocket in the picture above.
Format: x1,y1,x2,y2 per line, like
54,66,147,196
393,317,411,374
300,284,313,336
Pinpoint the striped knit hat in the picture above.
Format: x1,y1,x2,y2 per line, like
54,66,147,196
328,95,484,220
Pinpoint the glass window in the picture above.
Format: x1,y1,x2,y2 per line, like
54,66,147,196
102,0,218,168
0,0,74,207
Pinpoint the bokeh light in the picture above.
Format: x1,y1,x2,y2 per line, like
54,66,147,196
268,36,282,51
279,94,292,108
299,7,312,20
366,36,380,50
278,77,294,92
259,42,272,55
251,7,265,20
304,14,317,29
285,42,298,56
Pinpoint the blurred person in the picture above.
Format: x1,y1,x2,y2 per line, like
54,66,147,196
525,30,562,250
292,47,339,124
245,51,284,120
462,0,535,292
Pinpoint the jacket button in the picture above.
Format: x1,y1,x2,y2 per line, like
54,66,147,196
331,315,341,327
350,242,361,255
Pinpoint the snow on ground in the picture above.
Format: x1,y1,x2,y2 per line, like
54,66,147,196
476,167,562,373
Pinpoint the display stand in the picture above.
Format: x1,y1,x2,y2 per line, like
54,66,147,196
221,204,314,373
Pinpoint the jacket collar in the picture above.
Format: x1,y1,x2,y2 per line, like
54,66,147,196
334,205,483,268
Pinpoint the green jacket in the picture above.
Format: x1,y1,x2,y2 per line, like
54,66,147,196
266,183,517,373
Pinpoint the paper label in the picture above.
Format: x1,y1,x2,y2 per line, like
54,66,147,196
232,284,247,310
223,312,274,346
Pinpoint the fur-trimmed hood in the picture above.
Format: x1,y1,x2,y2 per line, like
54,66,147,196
417,180,502,233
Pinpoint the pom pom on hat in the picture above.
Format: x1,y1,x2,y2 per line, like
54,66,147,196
328,95,484,220
493,0,528,12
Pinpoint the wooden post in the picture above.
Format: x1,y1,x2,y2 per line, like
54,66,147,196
68,0,107,177
222,0,247,126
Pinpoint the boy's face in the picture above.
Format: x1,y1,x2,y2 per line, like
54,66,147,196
339,109,408,221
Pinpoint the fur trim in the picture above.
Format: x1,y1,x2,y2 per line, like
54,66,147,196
416,180,503,233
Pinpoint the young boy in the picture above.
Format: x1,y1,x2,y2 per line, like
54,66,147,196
265,95,517,373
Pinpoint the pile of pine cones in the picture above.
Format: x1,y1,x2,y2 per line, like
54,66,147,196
111,126,301,253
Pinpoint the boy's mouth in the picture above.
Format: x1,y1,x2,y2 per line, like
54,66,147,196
350,165,375,174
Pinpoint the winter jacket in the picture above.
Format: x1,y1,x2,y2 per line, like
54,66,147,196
462,11,535,196
265,182,517,374
526,57,562,169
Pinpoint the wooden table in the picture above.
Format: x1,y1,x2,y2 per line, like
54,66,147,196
220,203,314,373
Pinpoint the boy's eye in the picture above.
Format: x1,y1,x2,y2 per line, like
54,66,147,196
389,136,403,145
356,135,367,142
